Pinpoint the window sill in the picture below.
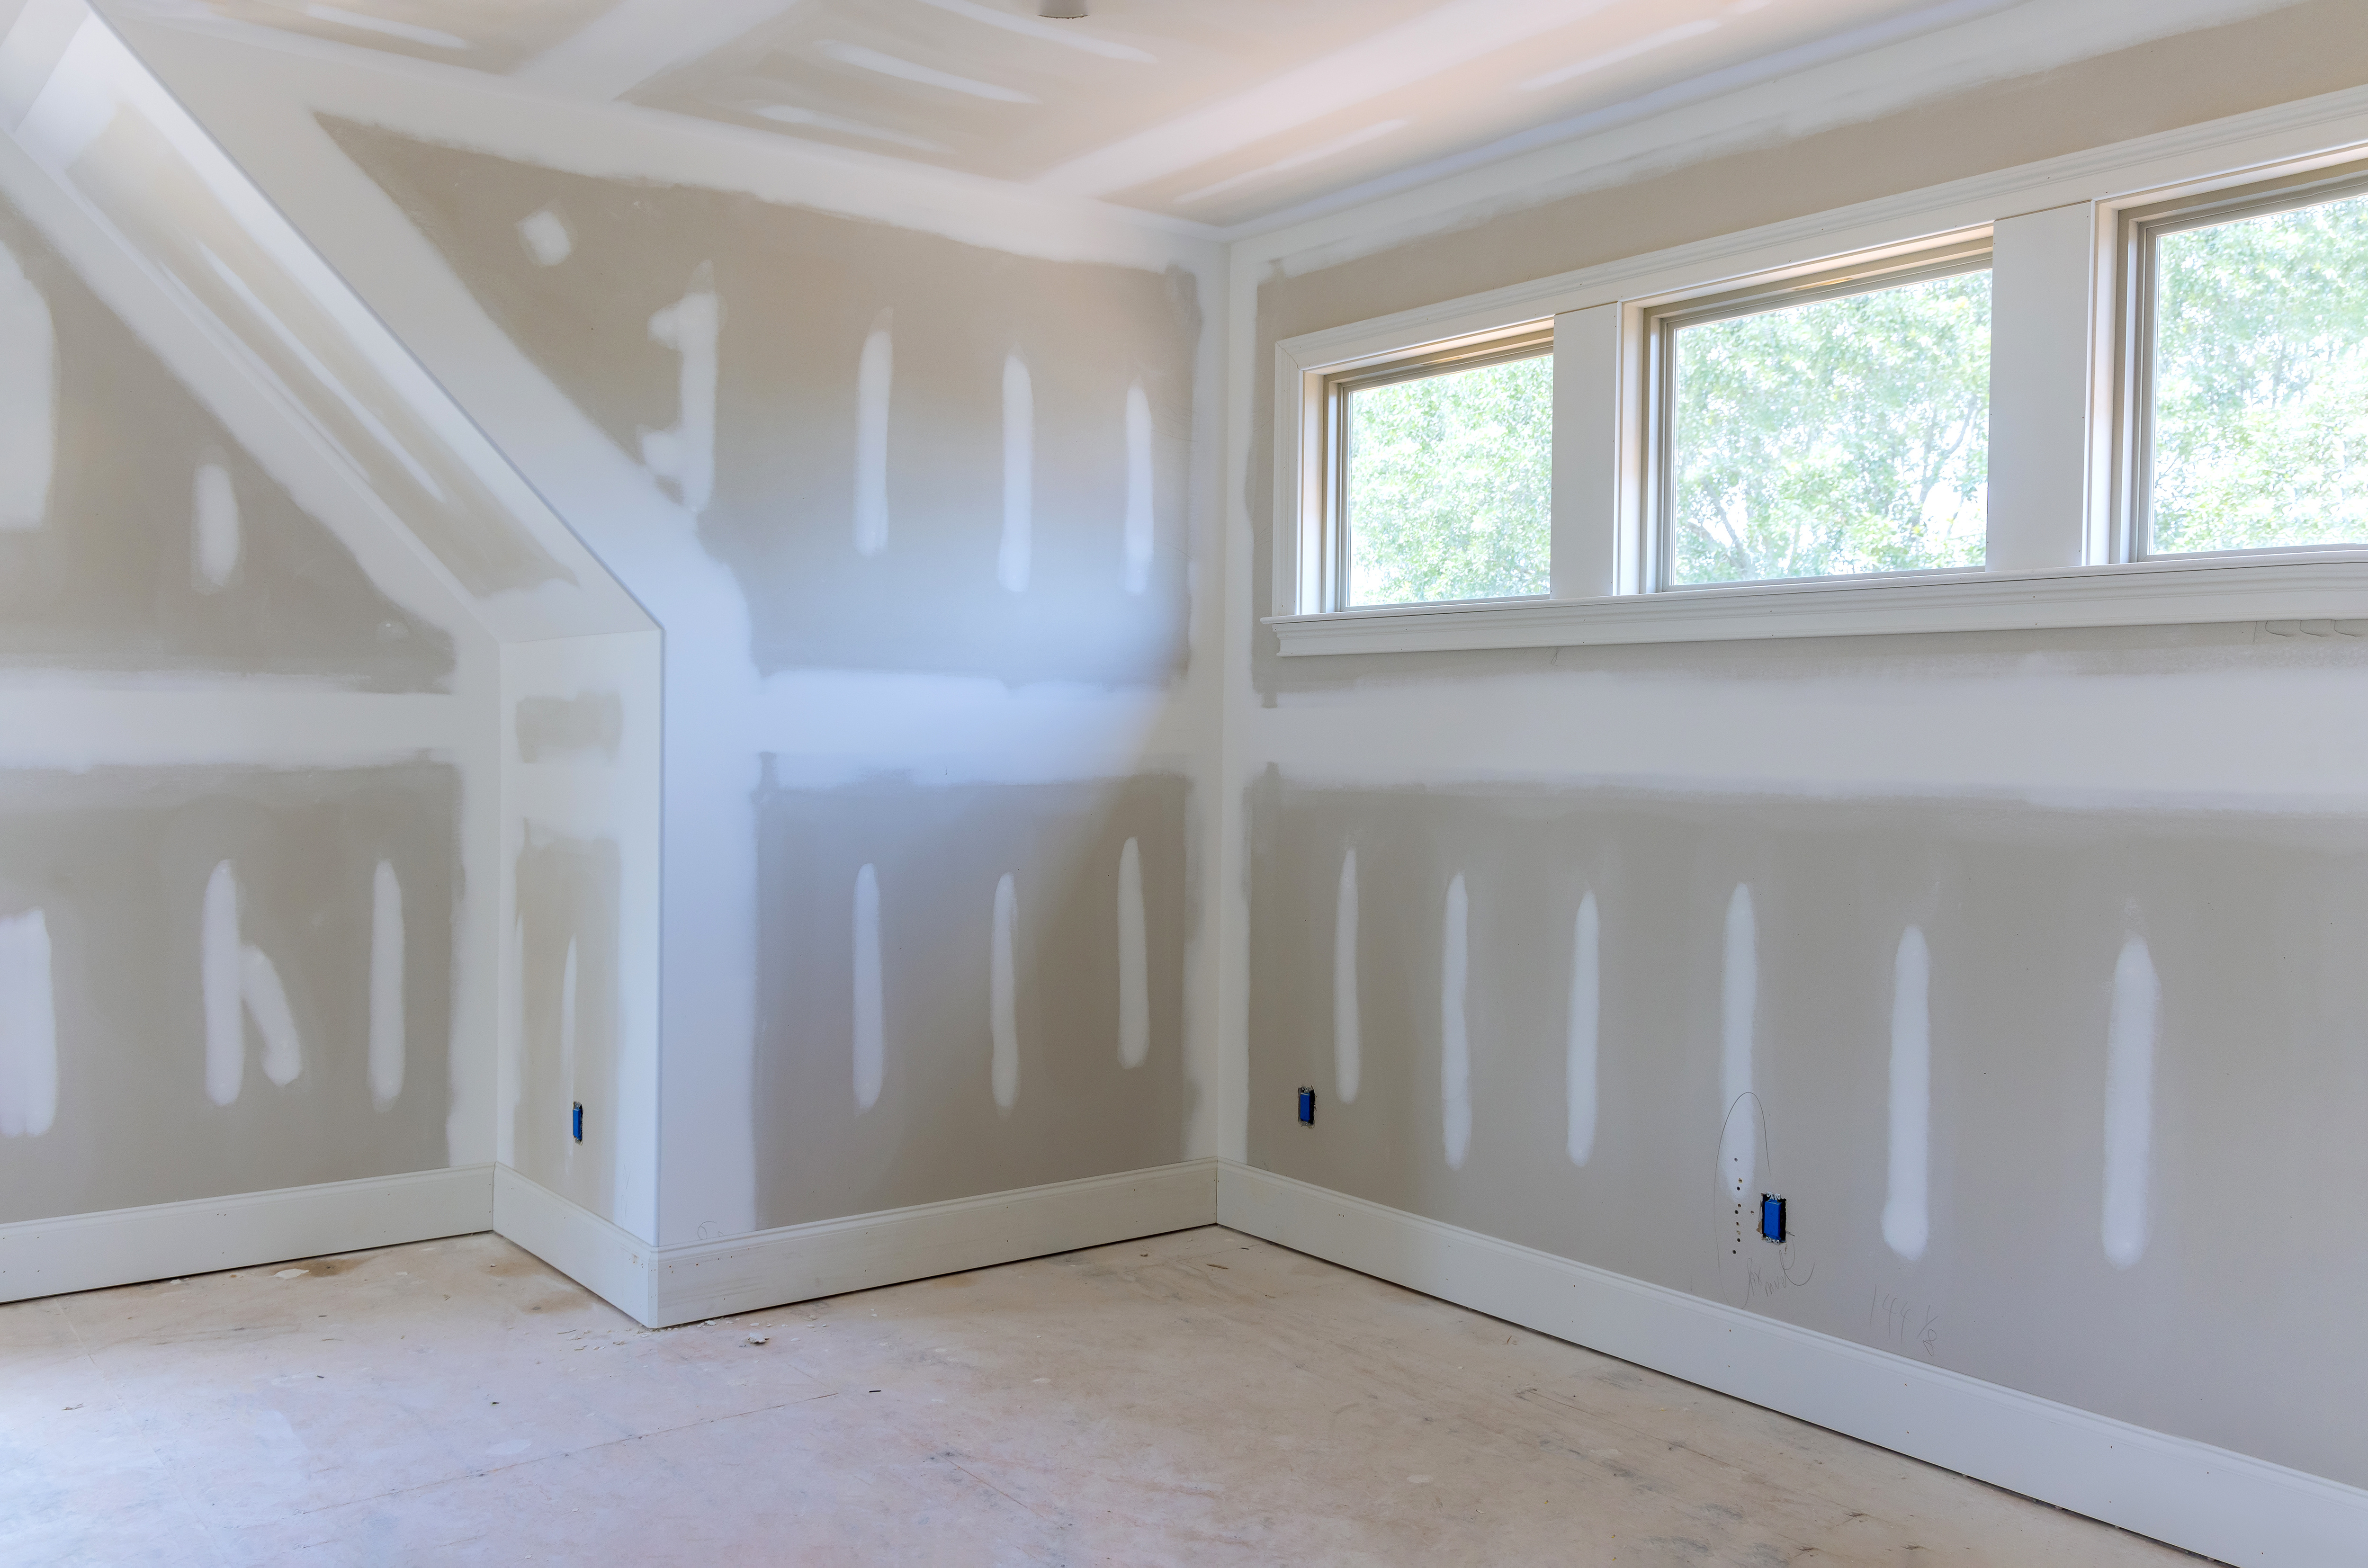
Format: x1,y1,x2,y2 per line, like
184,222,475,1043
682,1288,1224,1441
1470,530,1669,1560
1266,556,2368,656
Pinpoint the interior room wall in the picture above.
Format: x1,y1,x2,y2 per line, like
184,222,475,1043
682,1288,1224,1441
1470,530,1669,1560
0,0,657,1267
1223,0,2368,1496
116,17,1230,1250
0,23,486,1227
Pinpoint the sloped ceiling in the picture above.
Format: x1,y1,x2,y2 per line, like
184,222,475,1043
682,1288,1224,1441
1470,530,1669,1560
112,0,2023,229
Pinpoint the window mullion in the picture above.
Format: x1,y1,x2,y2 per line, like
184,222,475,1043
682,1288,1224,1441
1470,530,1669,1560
1550,303,1623,600
1986,202,2097,571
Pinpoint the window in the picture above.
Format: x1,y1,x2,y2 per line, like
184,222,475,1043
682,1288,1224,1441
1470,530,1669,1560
1647,247,1992,588
1325,330,1552,609
1270,127,2368,657
2124,166,2368,558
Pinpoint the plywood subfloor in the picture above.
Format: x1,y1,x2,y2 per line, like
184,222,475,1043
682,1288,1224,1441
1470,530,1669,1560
1,1225,2201,1565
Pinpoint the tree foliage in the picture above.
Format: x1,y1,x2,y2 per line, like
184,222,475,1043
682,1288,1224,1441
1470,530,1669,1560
2151,191,2368,553
1668,271,1991,585
1345,355,1551,606
1334,196,2368,604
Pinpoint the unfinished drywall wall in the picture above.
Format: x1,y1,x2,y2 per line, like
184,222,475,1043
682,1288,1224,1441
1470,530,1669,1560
498,629,659,1238
0,125,483,1228
1248,775,2368,1485
0,0,655,1257
117,24,1227,1249
311,121,1215,1242
0,763,458,1221
752,773,1190,1228
323,118,1197,687
0,189,451,687
1224,0,2368,1501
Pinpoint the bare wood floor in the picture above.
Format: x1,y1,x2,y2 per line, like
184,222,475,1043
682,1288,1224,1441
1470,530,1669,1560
2,1225,2201,1565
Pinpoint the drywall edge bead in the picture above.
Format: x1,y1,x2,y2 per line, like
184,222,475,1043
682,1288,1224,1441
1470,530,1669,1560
0,1165,494,1302
1214,1160,2368,1568
494,1160,1222,1330
1268,557,2368,654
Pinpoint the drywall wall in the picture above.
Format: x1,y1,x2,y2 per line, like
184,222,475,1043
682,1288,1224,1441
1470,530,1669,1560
0,763,459,1220
1247,775,2368,1484
117,20,1227,1248
0,0,651,1246
1224,0,2368,1499
752,773,1190,1228
323,116,1198,686
499,630,659,1238
0,190,452,685
0,18,481,1224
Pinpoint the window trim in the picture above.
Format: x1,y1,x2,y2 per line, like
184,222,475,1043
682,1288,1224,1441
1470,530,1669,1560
1266,102,2368,657
2112,157,2368,564
1641,239,1994,594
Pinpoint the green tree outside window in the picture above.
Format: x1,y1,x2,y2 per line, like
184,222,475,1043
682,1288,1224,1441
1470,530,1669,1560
1668,271,1991,586
2152,191,2368,554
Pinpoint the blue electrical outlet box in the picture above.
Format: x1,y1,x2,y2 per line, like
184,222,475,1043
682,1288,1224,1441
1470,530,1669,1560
1296,1087,1316,1125
1759,1193,1786,1243
572,1102,584,1143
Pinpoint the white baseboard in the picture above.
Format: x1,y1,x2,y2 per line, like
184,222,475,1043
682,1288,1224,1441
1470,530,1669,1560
1217,1161,2367,1568
492,1164,654,1323
494,1159,1220,1330
0,1165,493,1303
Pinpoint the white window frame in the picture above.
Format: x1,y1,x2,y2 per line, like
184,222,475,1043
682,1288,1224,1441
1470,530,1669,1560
1269,108,2368,657
1639,237,1995,595
1301,324,1555,615
2109,156,2368,566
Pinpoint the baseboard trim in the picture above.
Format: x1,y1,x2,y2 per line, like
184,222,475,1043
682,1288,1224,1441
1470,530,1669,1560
492,1165,654,1324
494,1159,1220,1330
1216,1160,2367,1568
0,1165,494,1303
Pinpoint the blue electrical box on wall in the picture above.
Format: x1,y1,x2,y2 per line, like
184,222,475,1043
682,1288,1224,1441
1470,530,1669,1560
1760,1193,1786,1243
1296,1087,1316,1125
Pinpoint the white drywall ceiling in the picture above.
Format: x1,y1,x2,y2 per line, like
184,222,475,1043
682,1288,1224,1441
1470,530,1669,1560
110,0,2044,229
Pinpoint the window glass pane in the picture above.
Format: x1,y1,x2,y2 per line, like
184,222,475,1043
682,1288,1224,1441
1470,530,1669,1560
1668,270,1991,586
1344,353,1550,607
2149,190,2368,554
